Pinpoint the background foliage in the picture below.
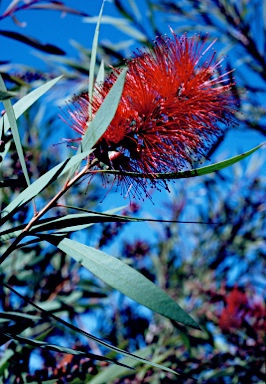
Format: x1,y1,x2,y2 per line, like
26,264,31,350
0,1,265,383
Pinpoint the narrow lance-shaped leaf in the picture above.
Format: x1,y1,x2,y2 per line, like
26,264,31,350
0,141,11,169
0,208,214,242
0,312,41,322
0,349,13,374
89,346,156,384
32,213,128,234
0,90,17,100
3,333,133,369
0,149,93,225
28,3,90,17
81,68,127,152
0,207,127,241
83,16,146,41
96,59,105,85
0,76,63,134
4,282,178,375
128,0,142,22
55,238,200,329
97,142,265,179
0,74,31,187
0,312,39,347
0,116,3,138
67,68,127,179
88,0,105,118
0,118,10,168
0,30,65,55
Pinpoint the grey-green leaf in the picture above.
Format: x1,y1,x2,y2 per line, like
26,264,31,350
67,68,127,179
1,76,63,134
5,281,178,375
3,333,131,368
0,311,41,323
0,74,31,187
0,90,17,100
96,59,105,85
89,346,156,384
84,16,146,41
56,238,199,329
0,149,92,225
81,68,127,153
0,207,127,241
99,142,265,179
88,0,105,117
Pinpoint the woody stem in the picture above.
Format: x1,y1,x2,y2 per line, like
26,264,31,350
0,162,92,266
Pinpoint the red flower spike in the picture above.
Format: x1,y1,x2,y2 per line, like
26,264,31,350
66,32,236,199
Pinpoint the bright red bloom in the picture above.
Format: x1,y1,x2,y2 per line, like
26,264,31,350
219,286,248,331
67,32,236,198
219,286,266,338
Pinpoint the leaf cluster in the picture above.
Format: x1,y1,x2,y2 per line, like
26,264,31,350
0,1,265,383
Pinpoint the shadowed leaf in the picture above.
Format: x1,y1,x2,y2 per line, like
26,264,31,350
0,74,31,187
0,207,127,241
0,30,65,54
98,143,265,179
29,3,90,17
89,346,155,384
4,283,179,375
0,90,17,100
3,333,132,368
0,149,93,225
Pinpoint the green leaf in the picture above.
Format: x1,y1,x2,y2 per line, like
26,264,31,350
96,59,105,85
88,0,105,118
0,76,63,134
38,207,126,234
4,282,178,375
67,68,127,179
0,149,93,225
39,212,127,232
0,311,40,347
29,3,89,17
0,311,41,323
0,349,13,374
81,68,127,152
3,333,131,368
55,238,199,329
206,367,235,379
0,206,211,242
0,207,126,241
0,30,65,55
55,204,127,214
99,142,265,179
84,16,147,41
112,0,135,22
91,346,178,384
0,122,11,169
0,90,17,100
89,346,156,384
0,74,31,187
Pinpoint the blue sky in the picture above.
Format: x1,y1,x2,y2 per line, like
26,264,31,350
0,1,124,68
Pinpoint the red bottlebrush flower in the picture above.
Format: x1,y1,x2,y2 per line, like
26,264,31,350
66,32,236,198
218,286,266,341
219,286,248,332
